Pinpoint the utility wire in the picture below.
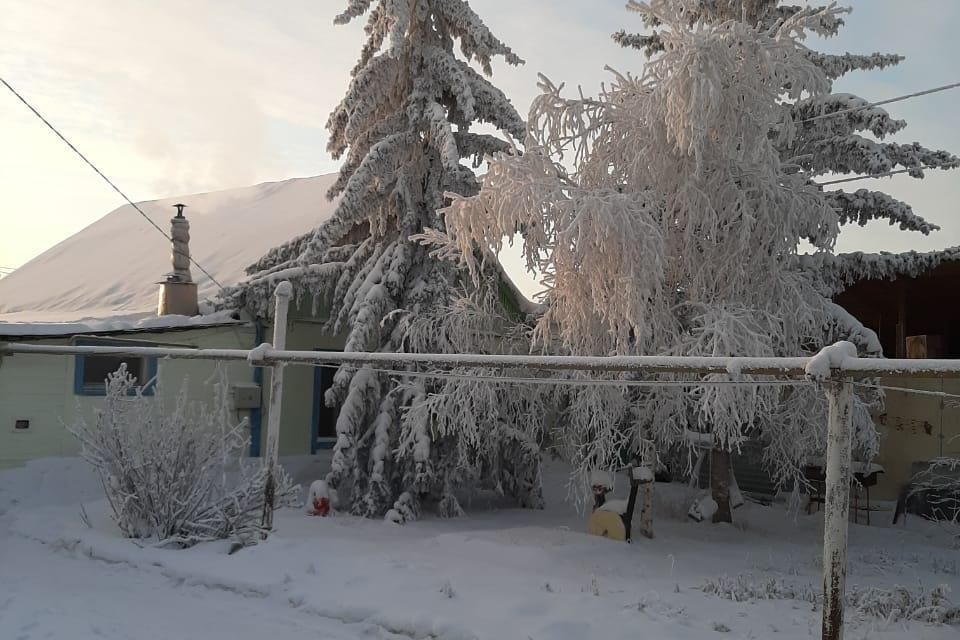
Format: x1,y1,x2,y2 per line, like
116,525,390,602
853,381,960,401
801,81,960,124
308,361,811,389
0,76,225,292
313,363,959,398
800,81,960,187
814,165,948,187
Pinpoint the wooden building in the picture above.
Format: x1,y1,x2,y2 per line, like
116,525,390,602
833,256,960,500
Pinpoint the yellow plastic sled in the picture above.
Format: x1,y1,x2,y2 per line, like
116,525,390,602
586,509,626,541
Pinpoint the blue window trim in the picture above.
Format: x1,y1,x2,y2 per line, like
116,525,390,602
311,349,341,454
73,339,158,397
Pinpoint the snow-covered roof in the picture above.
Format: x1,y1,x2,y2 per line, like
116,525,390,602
0,310,243,339
0,175,338,327
800,246,960,296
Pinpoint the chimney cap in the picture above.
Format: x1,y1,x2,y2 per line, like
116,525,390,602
173,203,187,218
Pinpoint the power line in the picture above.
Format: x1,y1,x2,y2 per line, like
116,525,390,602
0,76,225,292
310,361,811,389
814,165,947,187
853,381,960,401
801,81,960,124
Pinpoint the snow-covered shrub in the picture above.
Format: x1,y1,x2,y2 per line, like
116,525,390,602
701,575,816,604
67,365,299,547
910,457,960,524
847,584,959,625
703,575,960,625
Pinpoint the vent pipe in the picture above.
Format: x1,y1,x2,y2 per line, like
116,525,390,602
158,203,199,316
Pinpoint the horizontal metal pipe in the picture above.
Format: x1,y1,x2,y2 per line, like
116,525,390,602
4,341,960,378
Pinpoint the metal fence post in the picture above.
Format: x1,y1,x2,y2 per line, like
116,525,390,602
821,374,853,640
260,281,293,534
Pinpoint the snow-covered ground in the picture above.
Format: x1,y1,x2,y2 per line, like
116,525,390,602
1,456,958,640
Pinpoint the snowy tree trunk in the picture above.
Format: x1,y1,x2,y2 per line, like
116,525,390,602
711,447,733,524
822,378,854,640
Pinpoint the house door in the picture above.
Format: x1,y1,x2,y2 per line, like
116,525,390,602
312,364,340,452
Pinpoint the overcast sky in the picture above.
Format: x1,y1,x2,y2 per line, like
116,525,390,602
2,0,958,290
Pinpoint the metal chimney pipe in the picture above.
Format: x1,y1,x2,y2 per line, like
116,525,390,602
158,203,199,316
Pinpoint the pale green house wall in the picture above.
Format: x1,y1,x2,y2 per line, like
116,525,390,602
1,308,348,470
0,324,257,470
259,302,348,457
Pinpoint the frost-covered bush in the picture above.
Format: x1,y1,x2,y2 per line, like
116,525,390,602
910,457,960,524
67,365,299,547
703,575,960,625
701,575,816,603
847,584,959,625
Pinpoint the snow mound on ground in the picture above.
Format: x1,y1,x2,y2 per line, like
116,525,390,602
0,175,338,323
0,458,101,515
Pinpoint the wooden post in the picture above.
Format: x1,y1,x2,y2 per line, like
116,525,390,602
260,281,293,534
821,376,853,640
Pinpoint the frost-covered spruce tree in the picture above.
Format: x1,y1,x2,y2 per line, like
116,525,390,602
614,0,959,241
234,0,533,518
425,2,886,522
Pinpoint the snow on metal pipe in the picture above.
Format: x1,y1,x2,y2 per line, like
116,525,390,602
6,342,960,377
260,281,292,534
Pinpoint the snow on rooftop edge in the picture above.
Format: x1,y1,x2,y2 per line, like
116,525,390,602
0,310,244,338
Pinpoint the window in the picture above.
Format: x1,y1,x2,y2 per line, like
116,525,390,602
311,351,342,453
73,339,158,396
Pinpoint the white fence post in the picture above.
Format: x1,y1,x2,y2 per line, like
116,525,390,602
260,281,293,534
821,374,854,640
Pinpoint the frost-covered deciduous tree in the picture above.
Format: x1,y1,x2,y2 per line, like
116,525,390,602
425,1,887,523
67,365,299,547
231,0,536,518
611,0,958,516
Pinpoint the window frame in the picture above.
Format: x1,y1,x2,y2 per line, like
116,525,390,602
72,337,158,397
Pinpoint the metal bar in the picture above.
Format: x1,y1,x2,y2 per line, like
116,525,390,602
260,281,292,534
6,341,960,378
821,377,854,640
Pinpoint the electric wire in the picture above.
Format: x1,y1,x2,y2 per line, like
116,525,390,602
0,75,226,292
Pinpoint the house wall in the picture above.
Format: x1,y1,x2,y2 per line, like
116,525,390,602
1,299,350,472
0,325,257,470
872,377,960,500
257,310,347,458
